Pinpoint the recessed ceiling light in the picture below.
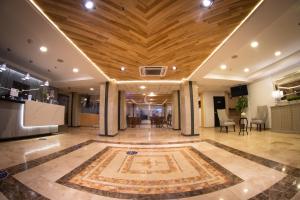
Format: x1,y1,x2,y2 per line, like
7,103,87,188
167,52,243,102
243,188,249,193
44,80,49,86
40,46,48,52
90,87,94,91
202,0,213,8
140,85,146,90
172,65,177,71
250,41,259,48
274,51,281,56
148,92,156,97
120,66,125,71
244,68,249,72
220,64,227,70
84,0,95,10
73,68,79,73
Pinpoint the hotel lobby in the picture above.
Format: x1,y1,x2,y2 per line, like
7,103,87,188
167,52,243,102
0,0,300,199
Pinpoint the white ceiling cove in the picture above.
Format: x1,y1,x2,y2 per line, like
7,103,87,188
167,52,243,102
0,0,299,94
0,0,108,91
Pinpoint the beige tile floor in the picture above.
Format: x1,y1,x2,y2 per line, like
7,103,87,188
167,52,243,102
0,127,299,200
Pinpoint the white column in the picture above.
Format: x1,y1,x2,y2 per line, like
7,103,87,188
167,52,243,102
119,91,127,130
71,92,81,127
99,81,119,136
172,91,180,130
180,81,199,136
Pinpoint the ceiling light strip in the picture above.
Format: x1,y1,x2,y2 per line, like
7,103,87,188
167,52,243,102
116,80,181,84
187,0,265,80
29,0,110,81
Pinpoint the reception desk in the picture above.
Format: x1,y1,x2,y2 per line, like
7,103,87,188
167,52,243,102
0,99,65,139
271,101,300,133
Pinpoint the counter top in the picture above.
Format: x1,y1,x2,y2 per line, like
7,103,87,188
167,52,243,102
272,100,300,107
0,97,25,104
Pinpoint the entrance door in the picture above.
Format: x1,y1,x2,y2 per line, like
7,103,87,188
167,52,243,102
213,96,225,127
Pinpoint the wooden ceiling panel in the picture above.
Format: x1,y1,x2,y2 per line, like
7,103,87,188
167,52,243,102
34,0,260,80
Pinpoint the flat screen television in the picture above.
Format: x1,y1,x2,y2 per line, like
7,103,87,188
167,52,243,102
230,85,248,97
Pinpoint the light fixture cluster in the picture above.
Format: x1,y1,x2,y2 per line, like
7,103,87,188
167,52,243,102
148,92,156,97
0,63,7,72
40,80,49,87
120,65,177,72
21,73,31,81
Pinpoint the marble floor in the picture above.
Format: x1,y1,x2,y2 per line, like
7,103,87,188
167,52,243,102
0,127,299,200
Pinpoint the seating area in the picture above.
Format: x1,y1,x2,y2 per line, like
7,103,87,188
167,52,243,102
217,109,236,133
250,105,268,131
1,0,300,199
127,117,141,128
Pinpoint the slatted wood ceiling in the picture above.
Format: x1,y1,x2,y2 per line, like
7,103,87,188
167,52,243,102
34,0,260,80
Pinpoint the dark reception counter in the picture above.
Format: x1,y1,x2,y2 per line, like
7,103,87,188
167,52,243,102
0,98,65,139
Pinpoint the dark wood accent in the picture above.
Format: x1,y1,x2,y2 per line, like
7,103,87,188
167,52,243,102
189,81,194,135
104,82,109,135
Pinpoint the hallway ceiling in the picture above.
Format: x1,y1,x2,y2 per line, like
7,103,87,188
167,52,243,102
119,83,179,94
126,93,172,105
33,0,260,80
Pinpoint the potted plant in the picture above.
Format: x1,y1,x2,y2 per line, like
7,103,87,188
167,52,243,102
236,96,248,117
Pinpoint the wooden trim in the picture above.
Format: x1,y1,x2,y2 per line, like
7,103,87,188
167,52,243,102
200,94,205,127
104,82,109,136
189,81,194,135
71,92,74,127
118,91,121,130
177,90,181,130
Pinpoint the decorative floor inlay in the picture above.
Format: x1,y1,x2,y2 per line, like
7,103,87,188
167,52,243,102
57,146,242,199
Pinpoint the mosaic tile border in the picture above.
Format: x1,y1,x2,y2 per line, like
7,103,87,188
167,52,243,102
0,140,94,200
0,139,299,199
204,139,300,199
56,146,243,199
93,139,203,145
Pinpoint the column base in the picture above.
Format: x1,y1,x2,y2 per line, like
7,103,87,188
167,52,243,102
181,133,200,137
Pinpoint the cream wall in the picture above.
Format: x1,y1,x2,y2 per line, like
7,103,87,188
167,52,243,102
202,91,225,127
247,77,274,128
247,65,300,128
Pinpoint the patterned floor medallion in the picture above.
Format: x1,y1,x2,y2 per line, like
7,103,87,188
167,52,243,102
57,146,242,199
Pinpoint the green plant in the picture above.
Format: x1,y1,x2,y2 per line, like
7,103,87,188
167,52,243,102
236,96,248,113
287,95,300,101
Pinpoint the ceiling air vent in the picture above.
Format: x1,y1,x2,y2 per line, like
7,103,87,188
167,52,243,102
139,66,168,77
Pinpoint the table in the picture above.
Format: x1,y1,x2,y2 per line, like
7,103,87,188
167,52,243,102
239,117,248,136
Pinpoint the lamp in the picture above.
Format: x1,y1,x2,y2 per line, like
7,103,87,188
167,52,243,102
272,90,283,103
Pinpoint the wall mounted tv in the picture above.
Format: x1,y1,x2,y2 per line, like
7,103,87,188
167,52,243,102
230,85,248,97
